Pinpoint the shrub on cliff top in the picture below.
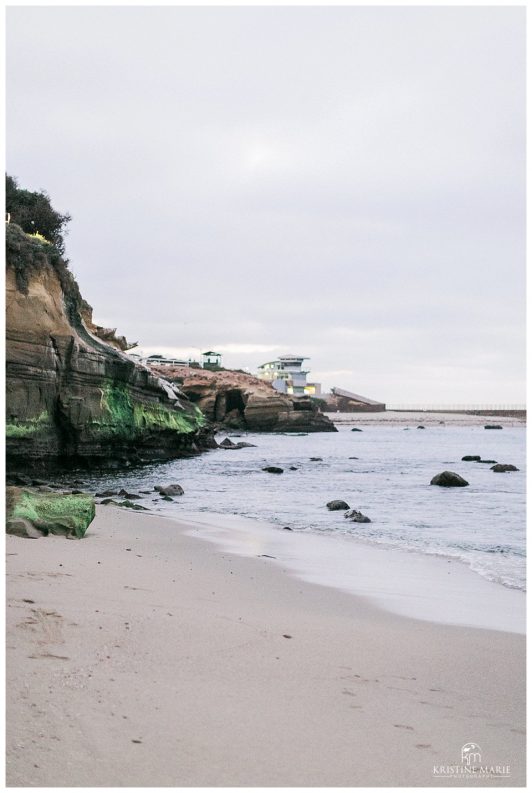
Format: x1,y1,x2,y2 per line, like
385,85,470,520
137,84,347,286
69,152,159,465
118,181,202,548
6,174,71,255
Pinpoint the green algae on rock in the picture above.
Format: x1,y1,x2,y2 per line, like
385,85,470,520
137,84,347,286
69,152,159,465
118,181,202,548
98,385,205,441
6,487,96,539
6,410,54,439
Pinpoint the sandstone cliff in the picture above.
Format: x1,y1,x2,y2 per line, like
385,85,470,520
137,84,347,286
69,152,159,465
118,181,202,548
150,365,337,433
6,223,212,469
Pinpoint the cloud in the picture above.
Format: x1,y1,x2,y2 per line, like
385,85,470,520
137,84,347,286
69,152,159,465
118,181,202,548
6,6,525,403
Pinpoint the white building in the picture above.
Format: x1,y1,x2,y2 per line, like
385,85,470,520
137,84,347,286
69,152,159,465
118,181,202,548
257,354,321,396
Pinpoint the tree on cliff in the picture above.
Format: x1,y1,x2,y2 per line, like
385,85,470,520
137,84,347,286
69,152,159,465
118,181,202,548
5,174,71,255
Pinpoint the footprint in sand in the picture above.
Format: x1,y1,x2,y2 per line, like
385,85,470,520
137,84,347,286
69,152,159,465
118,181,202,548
17,608,65,646
393,724,414,731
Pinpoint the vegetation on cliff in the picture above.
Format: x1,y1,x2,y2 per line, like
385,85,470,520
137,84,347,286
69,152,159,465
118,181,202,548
98,384,205,440
6,177,211,468
6,221,88,323
6,174,71,254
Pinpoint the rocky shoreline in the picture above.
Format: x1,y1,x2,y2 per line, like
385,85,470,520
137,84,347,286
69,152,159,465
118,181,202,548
6,214,335,538
150,364,337,434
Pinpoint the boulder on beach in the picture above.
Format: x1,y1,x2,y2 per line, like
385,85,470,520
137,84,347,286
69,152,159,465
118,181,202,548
430,471,469,487
154,484,184,496
263,466,284,474
6,486,95,539
327,500,350,511
491,464,519,473
462,456,481,462
344,509,371,523
351,428,363,432
417,425,425,429
485,424,503,430
96,489,118,497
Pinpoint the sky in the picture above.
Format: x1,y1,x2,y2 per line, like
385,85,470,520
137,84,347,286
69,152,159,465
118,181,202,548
6,5,526,405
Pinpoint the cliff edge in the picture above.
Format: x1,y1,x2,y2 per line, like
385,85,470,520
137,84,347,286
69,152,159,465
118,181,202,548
6,223,211,469
150,365,337,433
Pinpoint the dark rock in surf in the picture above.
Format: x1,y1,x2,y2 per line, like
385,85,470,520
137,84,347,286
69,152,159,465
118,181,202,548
327,500,350,511
118,489,141,499
344,509,371,523
154,484,184,496
491,464,519,473
430,471,469,487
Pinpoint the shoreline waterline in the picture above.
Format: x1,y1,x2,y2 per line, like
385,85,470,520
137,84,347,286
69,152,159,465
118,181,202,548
73,411,526,592
166,509,526,635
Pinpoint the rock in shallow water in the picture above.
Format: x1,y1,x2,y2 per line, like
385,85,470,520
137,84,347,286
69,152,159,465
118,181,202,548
491,464,519,473
218,438,257,449
327,500,350,511
154,484,184,496
344,509,371,523
430,471,469,487
263,466,284,474
462,455,481,462
484,424,503,430
118,500,149,511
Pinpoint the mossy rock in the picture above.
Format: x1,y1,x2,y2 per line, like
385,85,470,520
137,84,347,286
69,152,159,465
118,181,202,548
6,486,95,539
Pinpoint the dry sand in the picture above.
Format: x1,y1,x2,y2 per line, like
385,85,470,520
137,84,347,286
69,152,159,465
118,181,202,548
6,507,526,787
325,410,526,428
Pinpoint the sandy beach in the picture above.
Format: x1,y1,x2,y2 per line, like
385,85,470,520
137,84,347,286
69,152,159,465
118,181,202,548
6,506,526,787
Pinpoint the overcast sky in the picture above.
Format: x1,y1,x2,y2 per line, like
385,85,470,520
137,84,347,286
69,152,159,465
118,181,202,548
7,6,525,404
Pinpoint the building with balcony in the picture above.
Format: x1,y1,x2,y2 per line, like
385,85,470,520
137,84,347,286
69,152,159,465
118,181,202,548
257,354,321,396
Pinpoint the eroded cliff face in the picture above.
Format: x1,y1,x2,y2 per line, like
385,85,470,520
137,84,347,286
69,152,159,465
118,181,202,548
150,365,337,433
6,224,211,469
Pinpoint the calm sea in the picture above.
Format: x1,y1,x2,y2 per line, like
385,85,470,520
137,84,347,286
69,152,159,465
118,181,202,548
77,413,526,591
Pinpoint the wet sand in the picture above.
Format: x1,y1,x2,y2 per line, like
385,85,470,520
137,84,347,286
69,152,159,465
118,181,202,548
6,506,526,786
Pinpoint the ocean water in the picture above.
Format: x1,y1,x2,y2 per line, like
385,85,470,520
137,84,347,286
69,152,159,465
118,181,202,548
78,415,526,591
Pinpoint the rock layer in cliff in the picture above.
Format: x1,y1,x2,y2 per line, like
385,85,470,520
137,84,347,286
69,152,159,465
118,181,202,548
6,223,211,468
150,365,337,433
